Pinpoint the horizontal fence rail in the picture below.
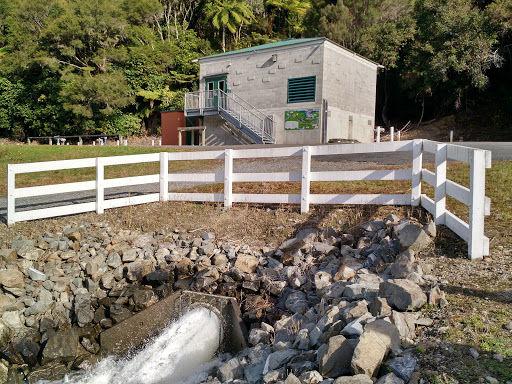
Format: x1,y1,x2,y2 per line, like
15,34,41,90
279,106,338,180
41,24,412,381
6,140,491,259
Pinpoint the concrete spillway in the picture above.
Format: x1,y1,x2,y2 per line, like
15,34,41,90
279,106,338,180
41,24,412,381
100,290,247,356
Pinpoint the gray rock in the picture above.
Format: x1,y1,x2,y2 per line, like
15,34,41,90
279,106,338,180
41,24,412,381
318,335,354,377
279,238,306,252
132,289,158,309
109,304,132,324
213,254,229,265
234,254,260,274
319,281,346,301
394,223,432,253
470,347,479,360
249,328,272,346
284,373,301,384
106,253,122,268
125,260,153,282
0,270,24,288
344,282,380,301
74,293,94,327
27,361,69,383
333,375,373,384
0,358,7,383
369,297,392,316
299,370,323,384
199,243,215,256
202,232,215,241
390,253,423,279
28,267,47,282
267,349,299,371
0,319,14,348
485,376,499,384
381,350,417,382
391,311,417,341
285,290,309,314
122,248,138,262
334,257,364,282
341,312,372,336
295,228,318,243
42,328,79,364
218,357,244,382
360,220,385,232
379,279,427,311
423,221,436,237
10,237,34,250
314,271,332,290
244,363,265,383
0,249,17,263
351,320,401,377
16,246,44,261
375,373,405,384
132,235,153,248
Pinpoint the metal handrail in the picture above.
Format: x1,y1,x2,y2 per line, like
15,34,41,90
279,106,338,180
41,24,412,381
185,90,275,143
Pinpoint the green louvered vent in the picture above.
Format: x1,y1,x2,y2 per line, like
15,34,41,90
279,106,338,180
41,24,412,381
287,76,316,103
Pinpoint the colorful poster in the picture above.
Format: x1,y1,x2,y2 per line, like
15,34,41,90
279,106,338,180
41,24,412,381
284,109,320,130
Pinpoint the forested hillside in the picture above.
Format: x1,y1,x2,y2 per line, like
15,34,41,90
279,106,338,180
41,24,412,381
0,0,511,140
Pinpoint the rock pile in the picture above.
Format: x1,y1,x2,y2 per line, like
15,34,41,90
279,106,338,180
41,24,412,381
0,215,445,383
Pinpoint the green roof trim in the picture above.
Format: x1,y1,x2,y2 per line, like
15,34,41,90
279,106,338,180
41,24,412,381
199,37,327,60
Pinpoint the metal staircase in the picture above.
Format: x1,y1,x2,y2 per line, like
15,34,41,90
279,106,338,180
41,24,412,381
184,89,276,144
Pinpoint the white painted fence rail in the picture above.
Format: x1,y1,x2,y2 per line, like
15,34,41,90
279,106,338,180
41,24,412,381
6,140,491,259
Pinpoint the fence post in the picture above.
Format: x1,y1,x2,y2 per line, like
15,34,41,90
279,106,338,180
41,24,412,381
434,143,447,225
160,152,169,202
449,130,454,143
468,150,486,260
411,139,423,206
96,158,104,214
390,127,394,142
224,149,233,209
376,126,381,142
301,146,311,214
7,165,15,226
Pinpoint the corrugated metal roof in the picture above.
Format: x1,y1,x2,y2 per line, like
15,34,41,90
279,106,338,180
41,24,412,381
199,37,326,60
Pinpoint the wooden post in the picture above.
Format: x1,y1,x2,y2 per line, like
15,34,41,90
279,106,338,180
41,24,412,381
450,130,454,143
201,128,206,146
411,139,423,206
7,165,15,226
397,130,401,141
434,143,447,225
376,126,381,143
468,150,486,260
224,149,233,208
160,152,169,202
96,158,104,214
390,127,394,142
178,130,182,146
49,138,52,145
152,140,155,147
79,136,83,146
301,146,311,214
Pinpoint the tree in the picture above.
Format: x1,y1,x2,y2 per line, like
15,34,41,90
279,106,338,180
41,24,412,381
205,0,254,52
402,0,505,116
265,0,310,37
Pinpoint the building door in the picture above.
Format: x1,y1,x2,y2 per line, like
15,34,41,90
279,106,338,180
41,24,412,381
205,76,227,109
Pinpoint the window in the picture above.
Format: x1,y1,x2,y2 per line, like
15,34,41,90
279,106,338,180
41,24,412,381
287,76,316,103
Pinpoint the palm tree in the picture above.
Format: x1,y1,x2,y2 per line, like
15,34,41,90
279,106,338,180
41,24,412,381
265,0,310,36
205,0,254,52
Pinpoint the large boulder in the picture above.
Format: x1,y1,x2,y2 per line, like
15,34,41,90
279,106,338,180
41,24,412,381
0,270,24,289
394,223,432,253
379,279,427,311
41,329,79,364
351,320,401,377
234,254,259,274
318,335,355,377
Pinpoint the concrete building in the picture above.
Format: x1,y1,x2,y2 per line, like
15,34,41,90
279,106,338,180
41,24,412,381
184,37,379,145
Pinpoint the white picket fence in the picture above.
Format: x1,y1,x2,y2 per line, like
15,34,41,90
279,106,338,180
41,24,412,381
6,140,491,259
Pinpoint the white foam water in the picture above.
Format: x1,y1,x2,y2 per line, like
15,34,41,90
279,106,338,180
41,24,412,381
43,307,222,384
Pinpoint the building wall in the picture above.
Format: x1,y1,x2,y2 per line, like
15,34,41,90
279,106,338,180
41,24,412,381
322,43,377,143
199,41,325,145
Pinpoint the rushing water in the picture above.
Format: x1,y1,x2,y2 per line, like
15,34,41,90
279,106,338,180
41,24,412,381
43,307,223,384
